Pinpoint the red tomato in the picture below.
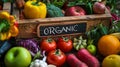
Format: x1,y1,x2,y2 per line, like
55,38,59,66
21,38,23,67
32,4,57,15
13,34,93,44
57,37,73,52
47,49,66,66
40,38,57,53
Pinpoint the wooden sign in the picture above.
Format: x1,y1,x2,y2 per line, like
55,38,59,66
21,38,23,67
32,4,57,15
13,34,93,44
37,21,87,37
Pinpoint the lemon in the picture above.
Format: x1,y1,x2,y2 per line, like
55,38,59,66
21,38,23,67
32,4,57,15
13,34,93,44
102,54,120,67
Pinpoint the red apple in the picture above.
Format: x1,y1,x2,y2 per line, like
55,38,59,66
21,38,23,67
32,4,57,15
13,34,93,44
65,6,86,16
93,2,106,14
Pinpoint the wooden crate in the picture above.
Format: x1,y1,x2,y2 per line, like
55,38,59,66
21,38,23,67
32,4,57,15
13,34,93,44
0,2,11,13
2,3,112,38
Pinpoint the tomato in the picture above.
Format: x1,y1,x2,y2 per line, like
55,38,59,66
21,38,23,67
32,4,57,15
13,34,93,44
47,49,66,66
40,38,57,53
57,37,73,52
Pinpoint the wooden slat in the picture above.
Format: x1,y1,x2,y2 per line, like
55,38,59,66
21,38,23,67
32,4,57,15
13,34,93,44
0,2,11,13
18,13,111,24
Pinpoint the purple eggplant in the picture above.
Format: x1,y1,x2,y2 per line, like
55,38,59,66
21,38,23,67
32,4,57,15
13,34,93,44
17,39,39,56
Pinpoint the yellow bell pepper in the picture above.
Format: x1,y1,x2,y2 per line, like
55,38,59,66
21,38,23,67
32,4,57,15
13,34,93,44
28,0,36,1
0,11,10,20
23,0,47,19
0,11,19,40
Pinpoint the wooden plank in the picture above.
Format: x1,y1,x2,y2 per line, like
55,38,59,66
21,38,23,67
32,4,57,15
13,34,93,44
0,2,11,13
19,14,110,23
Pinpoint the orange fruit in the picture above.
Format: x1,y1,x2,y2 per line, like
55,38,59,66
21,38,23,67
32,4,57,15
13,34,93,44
10,26,19,37
98,35,120,56
102,54,120,67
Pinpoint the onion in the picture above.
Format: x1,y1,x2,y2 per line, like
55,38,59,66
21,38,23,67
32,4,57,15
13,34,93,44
93,2,106,14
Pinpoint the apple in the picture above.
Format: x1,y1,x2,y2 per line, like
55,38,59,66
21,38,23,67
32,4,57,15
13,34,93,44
65,6,86,16
93,2,106,14
87,44,96,55
4,47,32,67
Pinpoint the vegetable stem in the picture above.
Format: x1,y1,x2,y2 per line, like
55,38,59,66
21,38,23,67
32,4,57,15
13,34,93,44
47,38,53,43
63,37,69,42
36,0,40,4
0,22,6,32
55,49,60,55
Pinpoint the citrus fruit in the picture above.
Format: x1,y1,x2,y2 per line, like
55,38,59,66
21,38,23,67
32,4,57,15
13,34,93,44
102,54,120,67
98,35,120,56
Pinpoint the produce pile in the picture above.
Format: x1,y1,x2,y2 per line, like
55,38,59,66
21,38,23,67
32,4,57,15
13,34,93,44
0,0,120,67
14,0,110,19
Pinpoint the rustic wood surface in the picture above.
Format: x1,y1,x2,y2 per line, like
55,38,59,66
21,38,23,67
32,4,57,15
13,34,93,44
1,2,112,38
15,9,111,38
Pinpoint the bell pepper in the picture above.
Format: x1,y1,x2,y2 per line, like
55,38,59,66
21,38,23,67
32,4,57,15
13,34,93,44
0,19,10,33
0,11,19,41
23,0,47,19
0,11,10,20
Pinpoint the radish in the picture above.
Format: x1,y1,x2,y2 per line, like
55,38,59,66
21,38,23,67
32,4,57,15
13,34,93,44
77,48,100,67
67,54,88,67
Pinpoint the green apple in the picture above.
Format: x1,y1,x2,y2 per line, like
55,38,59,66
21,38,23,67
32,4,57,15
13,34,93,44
87,44,96,55
4,47,32,67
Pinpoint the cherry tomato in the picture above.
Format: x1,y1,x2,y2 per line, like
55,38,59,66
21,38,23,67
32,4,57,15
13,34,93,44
57,37,73,52
47,49,66,67
40,38,57,53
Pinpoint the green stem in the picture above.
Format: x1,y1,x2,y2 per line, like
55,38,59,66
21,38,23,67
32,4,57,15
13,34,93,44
47,38,53,43
63,37,69,42
0,22,6,33
36,0,40,4
55,49,60,55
